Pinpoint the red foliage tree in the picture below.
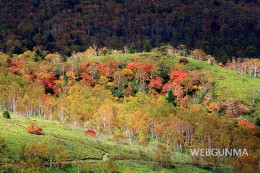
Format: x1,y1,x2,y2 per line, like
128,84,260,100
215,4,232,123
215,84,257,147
162,83,170,93
8,66,19,74
126,62,153,83
126,62,142,71
81,73,96,86
78,62,98,86
149,77,163,90
7,59,24,75
39,75,60,95
144,64,153,72
107,61,119,77
17,61,24,67
40,75,55,90
238,119,255,129
85,129,97,137
170,70,188,84
97,63,109,77
127,62,153,72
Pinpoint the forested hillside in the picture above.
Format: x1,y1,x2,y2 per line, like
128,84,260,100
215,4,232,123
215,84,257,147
0,113,226,173
0,48,259,172
0,0,259,61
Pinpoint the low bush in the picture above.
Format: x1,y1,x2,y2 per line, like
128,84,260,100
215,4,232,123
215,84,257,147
3,111,10,119
27,122,43,135
179,58,188,65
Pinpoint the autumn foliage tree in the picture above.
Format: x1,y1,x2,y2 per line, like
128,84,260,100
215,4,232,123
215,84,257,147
155,143,172,168
27,122,43,135
23,143,67,169
0,49,259,172
149,77,163,91
39,74,61,95
206,102,219,113
238,119,255,129
170,70,188,84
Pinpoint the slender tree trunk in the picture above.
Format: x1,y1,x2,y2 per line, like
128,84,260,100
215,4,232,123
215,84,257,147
50,157,53,169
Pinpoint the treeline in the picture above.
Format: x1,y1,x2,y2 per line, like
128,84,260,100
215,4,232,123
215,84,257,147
0,0,259,61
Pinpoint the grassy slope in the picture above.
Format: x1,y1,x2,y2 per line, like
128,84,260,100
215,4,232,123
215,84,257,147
16,52,260,105
0,113,215,173
179,56,260,102
89,53,260,103
0,112,159,161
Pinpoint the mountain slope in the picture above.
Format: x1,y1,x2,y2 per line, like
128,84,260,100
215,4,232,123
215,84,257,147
90,53,260,104
0,51,259,173
0,112,224,173
0,0,259,59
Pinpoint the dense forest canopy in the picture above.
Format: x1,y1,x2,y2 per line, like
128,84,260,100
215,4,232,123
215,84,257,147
0,0,259,61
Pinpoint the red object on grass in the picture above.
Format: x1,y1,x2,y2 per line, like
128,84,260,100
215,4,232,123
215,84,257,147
85,129,97,137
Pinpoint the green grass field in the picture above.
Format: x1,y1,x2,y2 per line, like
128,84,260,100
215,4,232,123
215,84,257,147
0,112,152,161
179,56,260,102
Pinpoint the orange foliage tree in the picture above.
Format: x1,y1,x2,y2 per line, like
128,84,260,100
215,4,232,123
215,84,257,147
170,70,188,84
149,77,163,90
206,102,219,113
238,119,255,129
27,122,43,135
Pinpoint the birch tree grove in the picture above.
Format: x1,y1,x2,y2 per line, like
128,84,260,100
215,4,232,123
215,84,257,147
0,51,259,171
